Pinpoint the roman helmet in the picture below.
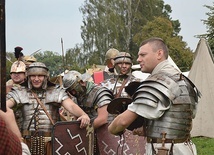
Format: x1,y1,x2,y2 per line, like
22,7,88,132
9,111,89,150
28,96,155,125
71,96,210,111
114,52,132,74
10,61,26,73
27,62,49,89
22,55,37,67
63,70,82,90
62,70,87,98
105,48,119,62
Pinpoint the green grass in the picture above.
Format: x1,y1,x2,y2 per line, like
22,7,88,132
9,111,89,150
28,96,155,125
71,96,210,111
192,137,214,155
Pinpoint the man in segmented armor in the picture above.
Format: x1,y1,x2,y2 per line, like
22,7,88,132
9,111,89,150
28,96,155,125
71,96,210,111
6,62,90,155
108,37,201,155
102,52,147,154
101,52,142,98
62,70,114,154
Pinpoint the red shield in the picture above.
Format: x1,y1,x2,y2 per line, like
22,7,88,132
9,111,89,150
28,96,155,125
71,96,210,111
96,124,146,155
52,121,94,155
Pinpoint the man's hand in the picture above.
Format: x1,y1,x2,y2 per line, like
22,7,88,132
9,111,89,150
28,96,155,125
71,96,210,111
77,114,90,128
132,126,145,136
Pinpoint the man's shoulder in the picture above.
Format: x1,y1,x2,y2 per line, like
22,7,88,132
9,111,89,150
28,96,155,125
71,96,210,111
10,84,27,91
129,75,143,82
101,77,117,84
6,79,13,86
46,85,66,96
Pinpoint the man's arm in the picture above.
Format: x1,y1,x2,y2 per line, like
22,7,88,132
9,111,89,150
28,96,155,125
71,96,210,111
93,105,108,129
0,107,31,155
62,98,90,128
108,110,138,135
0,107,22,140
6,98,16,108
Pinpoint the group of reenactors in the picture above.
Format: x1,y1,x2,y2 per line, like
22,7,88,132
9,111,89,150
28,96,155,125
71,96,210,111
4,36,201,155
5,46,146,155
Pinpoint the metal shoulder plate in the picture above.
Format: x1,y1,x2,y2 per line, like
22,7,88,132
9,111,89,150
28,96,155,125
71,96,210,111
86,85,113,108
46,86,68,103
133,73,182,108
6,86,29,104
7,85,68,105
182,74,201,102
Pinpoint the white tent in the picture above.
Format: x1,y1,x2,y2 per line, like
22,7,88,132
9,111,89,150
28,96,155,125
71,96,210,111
189,38,214,138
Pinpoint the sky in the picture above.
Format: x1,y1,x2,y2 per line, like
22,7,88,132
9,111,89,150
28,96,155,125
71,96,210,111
164,0,213,51
5,0,213,55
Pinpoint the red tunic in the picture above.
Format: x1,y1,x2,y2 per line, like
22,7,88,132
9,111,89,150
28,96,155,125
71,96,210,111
0,117,22,155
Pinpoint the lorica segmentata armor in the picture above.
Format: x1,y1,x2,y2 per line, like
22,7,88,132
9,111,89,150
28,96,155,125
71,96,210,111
7,85,69,133
132,73,200,141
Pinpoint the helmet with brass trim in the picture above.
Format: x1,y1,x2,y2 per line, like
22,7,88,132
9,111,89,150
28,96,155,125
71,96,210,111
10,61,26,73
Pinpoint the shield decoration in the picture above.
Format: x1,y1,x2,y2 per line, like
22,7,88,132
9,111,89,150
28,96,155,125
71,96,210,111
96,124,146,155
52,121,94,155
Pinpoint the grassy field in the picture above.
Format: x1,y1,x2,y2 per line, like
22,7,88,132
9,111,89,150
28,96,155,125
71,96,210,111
192,137,214,155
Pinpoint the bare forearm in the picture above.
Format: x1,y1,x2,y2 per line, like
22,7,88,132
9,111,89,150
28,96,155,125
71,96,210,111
108,115,127,135
93,117,108,129
70,103,87,117
108,110,138,135
93,106,108,129
62,98,90,128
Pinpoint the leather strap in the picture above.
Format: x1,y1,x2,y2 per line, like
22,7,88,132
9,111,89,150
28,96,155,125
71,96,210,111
115,76,130,98
147,137,187,144
31,91,55,125
27,103,40,130
22,130,51,137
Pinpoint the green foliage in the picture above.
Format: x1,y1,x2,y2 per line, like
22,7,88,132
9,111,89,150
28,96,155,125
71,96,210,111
79,0,193,71
133,16,193,71
192,137,214,155
6,51,64,79
80,0,169,60
202,3,214,55
65,44,88,72
34,51,63,77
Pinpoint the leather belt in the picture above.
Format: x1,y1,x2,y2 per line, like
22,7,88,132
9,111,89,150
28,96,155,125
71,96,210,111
147,137,187,144
22,130,51,137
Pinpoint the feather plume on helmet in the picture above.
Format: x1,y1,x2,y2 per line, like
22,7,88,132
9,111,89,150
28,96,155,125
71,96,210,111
14,46,24,61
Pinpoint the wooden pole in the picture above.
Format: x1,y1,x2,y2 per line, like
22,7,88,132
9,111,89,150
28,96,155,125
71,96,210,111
0,0,6,112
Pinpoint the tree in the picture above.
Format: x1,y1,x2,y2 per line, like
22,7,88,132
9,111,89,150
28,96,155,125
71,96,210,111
133,16,193,71
79,0,189,68
202,3,214,55
34,51,63,77
65,44,88,73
